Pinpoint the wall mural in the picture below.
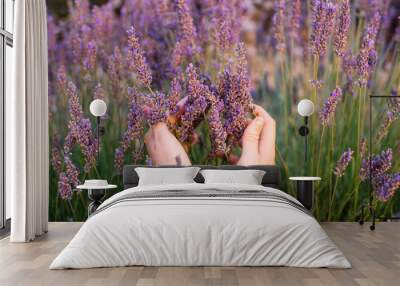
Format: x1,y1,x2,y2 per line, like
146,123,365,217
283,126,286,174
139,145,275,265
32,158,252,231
47,0,400,222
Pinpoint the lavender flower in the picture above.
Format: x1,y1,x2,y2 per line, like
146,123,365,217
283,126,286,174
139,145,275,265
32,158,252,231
71,118,98,172
56,65,67,93
207,99,227,155
132,141,144,163
218,46,253,146
168,77,182,115
114,89,144,171
374,173,400,202
310,0,336,57
58,173,72,200
172,0,198,68
126,27,152,87
144,92,169,125
272,0,286,53
51,146,63,176
107,46,124,96
64,155,80,187
83,40,97,73
213,0,238,51
91,3,115,46
66,81,82,121
63,80,98,173
319,87,342,126
290,0,301,42
357,11,381,86
359,148,393,181
177,64,208,142
47,15,59,56
175,0,196,43
334,148,354,177
360,137,368,158
377,90,400,141
233,43,252,111
114,148,124,172
93,83,105,100
342,50,357,94
69,0,90,27
309,79,324,89
334,0,351,57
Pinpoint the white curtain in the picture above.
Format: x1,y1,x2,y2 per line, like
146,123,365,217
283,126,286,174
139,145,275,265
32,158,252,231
7,0,49,242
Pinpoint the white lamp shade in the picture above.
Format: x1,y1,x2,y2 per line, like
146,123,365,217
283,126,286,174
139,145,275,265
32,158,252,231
90,99,107,117
297,99,314,117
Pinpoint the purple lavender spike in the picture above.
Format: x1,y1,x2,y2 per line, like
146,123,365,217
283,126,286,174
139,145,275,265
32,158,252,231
177,63,208,142
272,0,286,53
58,173,73,200
334,148,354,177
359,148,393,181
310,0,336,57
64,155,80,188
290,0,301,42
373,173,400,202
334,0,351,57
357,11,381,86
319,87,342,126
126,27,152,87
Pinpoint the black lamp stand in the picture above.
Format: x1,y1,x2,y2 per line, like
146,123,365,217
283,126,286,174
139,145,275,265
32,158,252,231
96,116,106,172
298,116,309,174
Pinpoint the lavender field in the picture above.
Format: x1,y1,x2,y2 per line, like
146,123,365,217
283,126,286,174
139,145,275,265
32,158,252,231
47,0,400,221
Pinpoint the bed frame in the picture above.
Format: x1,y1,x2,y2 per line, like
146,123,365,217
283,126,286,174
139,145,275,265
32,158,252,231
123,165,281,190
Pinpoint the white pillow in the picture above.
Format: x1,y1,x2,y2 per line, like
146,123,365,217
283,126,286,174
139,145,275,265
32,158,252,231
135,167,201,186
200,169,266,185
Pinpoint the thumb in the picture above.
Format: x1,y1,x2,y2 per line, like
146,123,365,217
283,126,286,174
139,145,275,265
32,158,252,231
239,117,264,165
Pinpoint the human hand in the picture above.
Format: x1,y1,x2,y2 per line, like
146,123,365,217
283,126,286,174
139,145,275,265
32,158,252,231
144,122,191,166
236,104,276,166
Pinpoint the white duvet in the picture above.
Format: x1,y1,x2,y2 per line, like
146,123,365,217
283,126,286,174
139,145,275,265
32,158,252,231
50,183,351,269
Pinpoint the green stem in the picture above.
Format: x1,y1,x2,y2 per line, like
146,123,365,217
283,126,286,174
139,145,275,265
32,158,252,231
54,194,59,221
335,56,340,86
310,55,319,174
316,127,325,177
328,123,335,199
68,200,77,221
279,56,288,148
356,87,363,156
328,177,338,221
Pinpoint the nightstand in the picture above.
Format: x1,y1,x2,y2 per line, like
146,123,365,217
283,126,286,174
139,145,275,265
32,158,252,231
76,183,117,216
289,177,321,210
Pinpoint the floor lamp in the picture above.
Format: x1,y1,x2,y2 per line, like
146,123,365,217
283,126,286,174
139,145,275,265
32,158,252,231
297,99,315,174
89,99,107,171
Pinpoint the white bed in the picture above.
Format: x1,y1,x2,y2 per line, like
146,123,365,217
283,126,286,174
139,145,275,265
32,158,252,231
50,183,351,269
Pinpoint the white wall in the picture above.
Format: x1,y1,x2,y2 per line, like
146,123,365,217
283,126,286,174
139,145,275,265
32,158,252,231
5,44,13,219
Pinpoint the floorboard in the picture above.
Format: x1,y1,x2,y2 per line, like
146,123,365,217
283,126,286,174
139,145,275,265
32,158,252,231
0,222,399,286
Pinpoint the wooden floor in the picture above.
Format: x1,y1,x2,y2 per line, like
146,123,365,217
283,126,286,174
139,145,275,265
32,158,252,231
0,222,399,286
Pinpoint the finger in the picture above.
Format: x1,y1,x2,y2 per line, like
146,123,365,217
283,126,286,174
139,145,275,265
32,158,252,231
151,123,192,166
239,116,265,165
144,127,158,165
253,104,276,164
239,118,254,148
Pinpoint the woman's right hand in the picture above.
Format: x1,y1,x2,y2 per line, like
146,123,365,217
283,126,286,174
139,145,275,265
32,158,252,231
236,104,276,166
